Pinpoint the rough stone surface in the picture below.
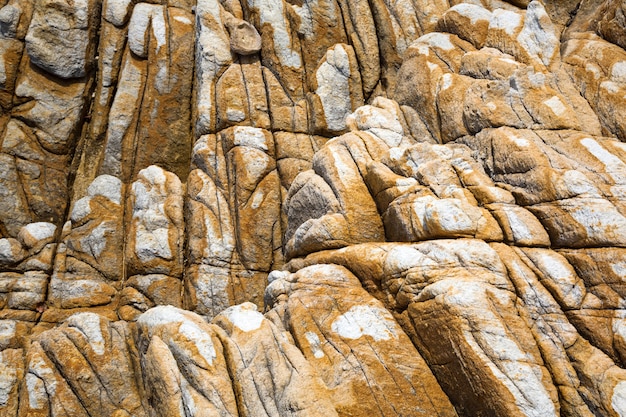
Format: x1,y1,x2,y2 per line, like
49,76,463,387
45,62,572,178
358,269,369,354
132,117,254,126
3,0,626,416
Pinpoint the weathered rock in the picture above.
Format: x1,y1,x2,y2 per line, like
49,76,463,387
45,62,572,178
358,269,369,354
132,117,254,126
265,264,458,416
4,1,626,416
19,313,146,417
135,306,238,416
127,165,184,277
25,0,100,79
213,302,338,416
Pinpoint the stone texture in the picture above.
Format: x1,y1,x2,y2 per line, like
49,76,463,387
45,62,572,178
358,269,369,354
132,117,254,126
25,0,101,79
4,1,626,416
265,264,458,417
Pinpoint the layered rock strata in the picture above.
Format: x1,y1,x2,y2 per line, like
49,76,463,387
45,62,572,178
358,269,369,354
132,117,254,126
3,0,626,416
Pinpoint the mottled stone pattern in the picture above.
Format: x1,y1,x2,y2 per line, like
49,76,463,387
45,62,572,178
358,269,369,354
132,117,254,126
2,0,626,416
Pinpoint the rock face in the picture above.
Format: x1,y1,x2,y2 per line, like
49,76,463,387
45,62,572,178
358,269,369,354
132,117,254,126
3,0,626,416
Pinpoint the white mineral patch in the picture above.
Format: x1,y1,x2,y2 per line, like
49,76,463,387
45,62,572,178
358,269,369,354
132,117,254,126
611,61,626,83
612,261,626,278
527,71,546,88
71,197,92,223
612,381,626,415
518,1,557,66
441,73,453,91
348,104,403,147
268,270,290,283
28,354,57,404
81,222,109,259
180,378,197,416
304,331,325,358
316,45,352,132
535,251,575,279
425,198,474,233
151,8,166,52
543,96,567,116
139,165,168,187
26,373,47,410
20,222,56,243
0,320,16,342
195,0,232,134
509,132,530,147
179,321,217,365
585,63,602,79
349,105,395,132
385,245,435,272
128,4,166,55
88,175,122,204
132,183,150,210
155,64,169,94
534,251,584,307
420,32,455,51
221,303,264,332
66,313,106,355
431,144,454,160
488,343,557,417
0,5,19,37
331,305,398,341
138,305,180,328
388,147,405,161
250,0,301,68
291,3,313,37
250,191,264,209
418,44,430,56
128,4,153,58
135,227,172,262
601,80,621,94
490,9,522,36
0,55,6,85
174,15,192,25
138,306,217,365
226,109,246,122
449,3,491,24
0,353,16,406
451,158,477,178
396,177,418,187
193,267,231,317
236,148,270,181
0,238,20,263
613,319,626,348
105,0,132,26
233,126,269,151
568,199,626,243
580,138,626,178
504,208,533,242
332,149,355,179
132,167,181,263
561,170,597,196
292,0,335,38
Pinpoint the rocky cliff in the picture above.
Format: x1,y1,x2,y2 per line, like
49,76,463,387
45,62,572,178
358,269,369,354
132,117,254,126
2,0,626,415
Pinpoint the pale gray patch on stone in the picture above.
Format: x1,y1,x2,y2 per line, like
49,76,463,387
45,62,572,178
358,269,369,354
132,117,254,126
18,222,56,248
104,0,133,27
87,175,122,204
316,44,352,132
25,0,94,78
0,5,20,38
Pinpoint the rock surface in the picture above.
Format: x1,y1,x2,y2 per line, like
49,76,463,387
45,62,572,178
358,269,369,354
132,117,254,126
3,0,626,416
